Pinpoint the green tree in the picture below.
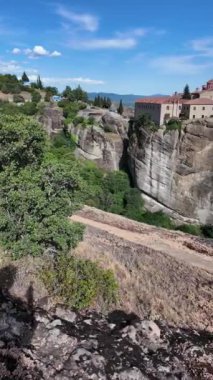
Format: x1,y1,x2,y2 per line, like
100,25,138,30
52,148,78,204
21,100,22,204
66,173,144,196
36,75,43,90
21,72,29,84
0,114,46,170
62,86,75,101
72,85,88,102
182,84,191,99
32,91,42,104
117,99,124,115
20,102,37,116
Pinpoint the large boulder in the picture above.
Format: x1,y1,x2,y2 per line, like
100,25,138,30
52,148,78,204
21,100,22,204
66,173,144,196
69,108,129,171
69,124,125,171
38,106,64,135
128,118,213,224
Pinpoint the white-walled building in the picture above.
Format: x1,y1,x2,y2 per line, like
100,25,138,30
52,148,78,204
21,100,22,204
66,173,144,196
182,98,213,119
135,79,213,125
135,96,184,125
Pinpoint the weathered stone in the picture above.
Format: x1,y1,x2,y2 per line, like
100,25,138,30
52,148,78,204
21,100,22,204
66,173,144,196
55,306,77,323
139,320,161,340
116,368,148,380
128,119,213,224
0,290,213,379
38,106,64,135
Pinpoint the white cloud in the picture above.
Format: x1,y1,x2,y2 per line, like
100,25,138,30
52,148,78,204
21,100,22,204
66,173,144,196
191,37,213,57
0,60,22,73
32,45,49,56
117,28,148,39
150,55,210,74
28,76,105,85
12,48,21,55
12,45,62,58
56,5,98,32
70,38,137,50
50,50,61,57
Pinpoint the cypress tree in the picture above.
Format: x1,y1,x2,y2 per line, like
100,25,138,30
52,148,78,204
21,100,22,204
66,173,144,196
117,99,124,115
21,72,29,83
182,84,191,99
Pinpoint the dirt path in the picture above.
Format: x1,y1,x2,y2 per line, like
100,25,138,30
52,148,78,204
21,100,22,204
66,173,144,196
71,215,213,273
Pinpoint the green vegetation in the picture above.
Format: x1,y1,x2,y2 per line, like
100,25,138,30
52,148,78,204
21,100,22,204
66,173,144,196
93,95,112,108
58,100,88,126
182,84,191,100
135,113,159,133
41,254,118,309
21,72,29,84
0,112,118,310
31,91,42,104
117,99,124,115
0,74,22,94
176,224,202,236
62,85,88,102
165,119,182,135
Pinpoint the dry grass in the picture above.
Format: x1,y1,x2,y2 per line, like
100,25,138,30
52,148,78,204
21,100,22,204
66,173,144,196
73,225,213,331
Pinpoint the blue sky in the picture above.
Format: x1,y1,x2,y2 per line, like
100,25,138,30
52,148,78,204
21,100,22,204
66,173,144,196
0,0,213,94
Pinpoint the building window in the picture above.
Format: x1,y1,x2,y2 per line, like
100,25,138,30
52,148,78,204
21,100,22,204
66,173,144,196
179,106,181,110
193,107,196,110
164,113,170,121
202,107,205,110
166,106,170,110
193,115,195,118
202,115,205,118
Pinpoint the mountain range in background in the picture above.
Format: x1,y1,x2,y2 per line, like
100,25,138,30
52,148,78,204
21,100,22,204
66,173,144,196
88,92,168,106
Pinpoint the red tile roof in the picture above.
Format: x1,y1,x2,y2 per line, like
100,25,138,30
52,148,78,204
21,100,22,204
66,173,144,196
184,97,213,105
136,95,186,104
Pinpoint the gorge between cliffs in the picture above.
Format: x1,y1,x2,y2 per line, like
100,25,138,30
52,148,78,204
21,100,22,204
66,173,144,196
42,106,213,225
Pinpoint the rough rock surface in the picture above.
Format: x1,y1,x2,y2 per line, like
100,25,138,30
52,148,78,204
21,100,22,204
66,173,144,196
0,290,212,380
128,118,213,224
69,108,129,170
38,106,64,135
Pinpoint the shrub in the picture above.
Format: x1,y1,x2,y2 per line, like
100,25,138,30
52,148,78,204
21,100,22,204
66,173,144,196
103,124,115,133
41,254,118,309
142,211,174,229
176,224,202,236
73,116,85,126
32,91,42,104
135,113,159,133
20,102,37,115
165,119,182,135
201,225,213,238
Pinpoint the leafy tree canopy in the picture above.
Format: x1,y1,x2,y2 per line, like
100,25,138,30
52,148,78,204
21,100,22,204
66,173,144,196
0,114,46,170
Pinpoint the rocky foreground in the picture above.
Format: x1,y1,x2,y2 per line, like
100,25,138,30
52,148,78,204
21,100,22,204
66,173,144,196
0,291,212,380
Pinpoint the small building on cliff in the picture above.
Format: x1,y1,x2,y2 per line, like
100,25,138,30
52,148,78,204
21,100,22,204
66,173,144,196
182,98,213,119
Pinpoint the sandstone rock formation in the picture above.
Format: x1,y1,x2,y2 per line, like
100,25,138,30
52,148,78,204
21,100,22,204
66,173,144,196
128,118,213,224
0,289,212,379
69,108,129,170
38,106,64,135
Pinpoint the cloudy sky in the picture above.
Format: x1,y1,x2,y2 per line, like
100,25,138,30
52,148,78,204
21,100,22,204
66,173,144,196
0,0,213,94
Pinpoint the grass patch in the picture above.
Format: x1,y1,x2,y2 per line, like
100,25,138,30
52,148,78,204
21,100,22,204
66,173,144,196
41,253,118,310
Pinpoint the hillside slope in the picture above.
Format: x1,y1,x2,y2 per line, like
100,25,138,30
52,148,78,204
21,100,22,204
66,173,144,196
71,206,213,330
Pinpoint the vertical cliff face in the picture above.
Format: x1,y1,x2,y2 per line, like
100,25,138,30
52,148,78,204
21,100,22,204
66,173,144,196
128,119,213,224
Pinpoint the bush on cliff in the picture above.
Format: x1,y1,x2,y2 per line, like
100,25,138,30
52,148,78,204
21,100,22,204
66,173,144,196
41,254,118,309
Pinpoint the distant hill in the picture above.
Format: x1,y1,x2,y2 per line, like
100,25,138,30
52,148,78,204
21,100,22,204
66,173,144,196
88,92,167,106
